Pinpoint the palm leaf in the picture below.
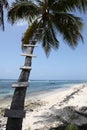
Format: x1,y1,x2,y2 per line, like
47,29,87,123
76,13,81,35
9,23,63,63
42,33,51,56
42,20,59,56
22,19,38,47
51,13,83,48
65,124,78,130
8,0,40,24
0,0,9,30
0,2,4,30
22,18,43,49
7,0,85,56
48,20,59,49
49,0,87,12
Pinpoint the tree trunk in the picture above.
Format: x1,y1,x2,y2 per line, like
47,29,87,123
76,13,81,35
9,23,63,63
6,46,34,130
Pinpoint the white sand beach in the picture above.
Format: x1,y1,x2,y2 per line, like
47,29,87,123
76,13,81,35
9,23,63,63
0,83,87,130
22,83,87,130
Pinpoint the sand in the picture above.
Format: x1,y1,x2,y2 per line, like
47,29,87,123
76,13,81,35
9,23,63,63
23,83,87,130
0,83,87,130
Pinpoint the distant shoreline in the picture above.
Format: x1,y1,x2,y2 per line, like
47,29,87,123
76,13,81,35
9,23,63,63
0,79,87,100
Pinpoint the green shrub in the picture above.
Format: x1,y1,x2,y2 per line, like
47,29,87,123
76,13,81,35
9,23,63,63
65,124,78,130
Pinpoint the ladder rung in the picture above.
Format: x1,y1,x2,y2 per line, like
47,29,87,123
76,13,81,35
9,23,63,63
23,44,38,47
12,82,29,88
20,66,32,70
4,109,25,118
21,53,36,57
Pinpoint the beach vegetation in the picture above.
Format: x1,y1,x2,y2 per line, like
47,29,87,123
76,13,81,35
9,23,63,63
49,124,78,130
65,124,78,130
5,0,87,130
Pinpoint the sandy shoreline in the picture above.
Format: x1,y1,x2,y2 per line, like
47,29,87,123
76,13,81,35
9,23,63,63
0,83,87,130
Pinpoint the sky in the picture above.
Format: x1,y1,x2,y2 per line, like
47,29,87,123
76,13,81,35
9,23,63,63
0,10,87,80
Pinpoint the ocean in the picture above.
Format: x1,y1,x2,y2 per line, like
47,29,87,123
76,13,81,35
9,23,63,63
0,79,87,99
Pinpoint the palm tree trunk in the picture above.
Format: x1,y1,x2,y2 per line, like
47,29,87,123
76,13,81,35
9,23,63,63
6,45,35,130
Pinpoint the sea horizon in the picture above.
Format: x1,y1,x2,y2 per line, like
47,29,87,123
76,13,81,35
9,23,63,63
0,79,87,99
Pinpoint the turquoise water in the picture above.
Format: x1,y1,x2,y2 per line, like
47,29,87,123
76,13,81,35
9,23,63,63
0,79,87,99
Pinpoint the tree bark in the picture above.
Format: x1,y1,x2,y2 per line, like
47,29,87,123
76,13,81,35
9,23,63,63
6,46,34,130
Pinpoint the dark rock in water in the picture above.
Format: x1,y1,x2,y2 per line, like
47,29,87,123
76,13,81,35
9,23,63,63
55,106,87,126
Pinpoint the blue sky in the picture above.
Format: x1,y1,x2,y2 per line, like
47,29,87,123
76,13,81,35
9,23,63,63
0,11,87,80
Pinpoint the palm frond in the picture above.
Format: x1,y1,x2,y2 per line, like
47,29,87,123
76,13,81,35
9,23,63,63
7,0,85,56
22,19,38,47
51,13,83,48
0,0,9,30
47,0,56,9
48,20,59,49
49,0,87,12
42,30,51,57
65,124,78,130
42,20,59,56
22,18,43,49
0,3,4,30
8,0,40,24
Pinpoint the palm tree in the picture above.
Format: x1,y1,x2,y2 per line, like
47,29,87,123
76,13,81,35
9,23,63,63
0,0,9,30
5,0,87,130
